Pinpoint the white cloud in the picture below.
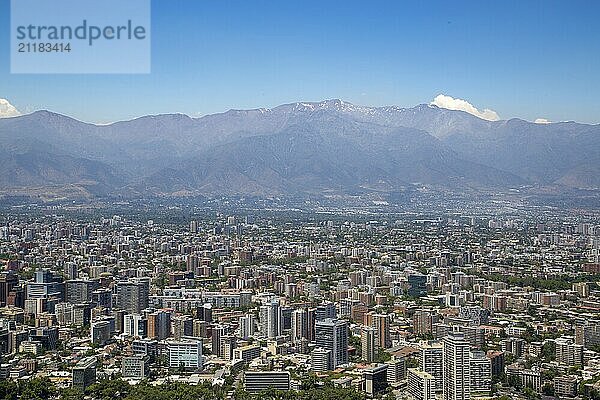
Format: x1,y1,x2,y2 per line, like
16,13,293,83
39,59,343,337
430,94,500,121
534,118,551,124
0,98,21,118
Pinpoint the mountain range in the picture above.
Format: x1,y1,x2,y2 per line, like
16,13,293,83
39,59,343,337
0,99,598,199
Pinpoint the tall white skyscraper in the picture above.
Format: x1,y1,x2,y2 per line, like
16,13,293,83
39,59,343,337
420,342,443,393
259,300,282,338
469,350,492,397
443,333,471,400
239,314,255,340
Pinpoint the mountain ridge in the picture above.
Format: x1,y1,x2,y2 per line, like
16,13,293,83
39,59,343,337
1,99,598,199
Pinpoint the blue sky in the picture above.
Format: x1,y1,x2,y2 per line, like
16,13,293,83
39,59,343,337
1,0,599,124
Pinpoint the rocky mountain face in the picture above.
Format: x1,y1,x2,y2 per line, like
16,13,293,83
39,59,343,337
0,99,598,198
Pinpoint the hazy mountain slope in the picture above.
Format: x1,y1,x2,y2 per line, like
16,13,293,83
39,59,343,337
0,99,597,197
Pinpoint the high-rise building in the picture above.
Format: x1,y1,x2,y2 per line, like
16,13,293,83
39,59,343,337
116,281,148,314
122,355,150,379
123,314,147,338
306,308,316,342
408,274,427,297
408,368,435,400
172,315,193,340
469,351,492,397
575,322,600,349
367,312,391,349
147,310,171,340
196,303,213,322
311,347,332,372
63,262,78,280
363,364,388,397
221,335,237,361
91,320,111,345
555,337,584,367
167,339,203,370
0,273,18,307
259,300,282,338
413,310,439,336
291,309,308,344
442,333,471,400
65,280,98,304
315,302,336,321
212,324,227,355
315,318,348,368
92,288,112,309
72,357,96,389
239,314,255,340
420,342,444,393
386,357,406,384
362,326,377,363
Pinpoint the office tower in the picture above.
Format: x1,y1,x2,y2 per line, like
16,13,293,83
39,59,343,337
306,308,316,342
91,320,111,345
221,335,237,360
291,309,308,344
92,288,112,309
72,357,96,389
420,342,443,393
362,326,377,363
66,280,99,304
167,339,203,370
259,300,281,338
190,220,198,233
212,324,226,355
469,351,492,397
363,364,388,397
315,319,348,368
26,269,64,308
408,368,435,400
123,314,147,338
280,306,292,330
486,350,505,379
122,355,150,379
116,281,148,314
413,310,439,336
315,301,336,321
196,303,213,322
0,273,18,307
408,274,427,297
172,315,193,340
147,310,171,340
443,333,471,400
